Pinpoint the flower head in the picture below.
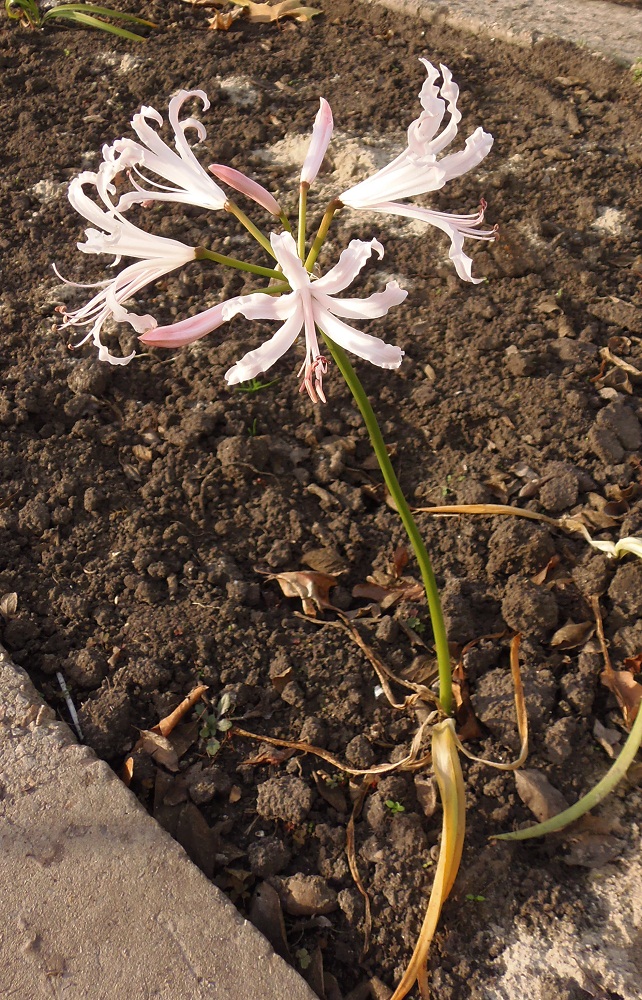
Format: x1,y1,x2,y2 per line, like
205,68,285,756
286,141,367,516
100,90,228,214
58,171,195,363
301,98,333,185
339,60,495,282
142,231,407,402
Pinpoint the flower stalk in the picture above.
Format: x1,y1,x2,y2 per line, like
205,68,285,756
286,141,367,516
224,200,275,257
320,334,453,716
305,199,342,272
194,246,283,280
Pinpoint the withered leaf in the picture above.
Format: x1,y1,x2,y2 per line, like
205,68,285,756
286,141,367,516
207,9,241,28
413,774,438,819
514,769,569,823
562,830,624,868
600,667,642,728
249,882,290,960
232,0,321,22
550,621,595,650
0,592,18,619
301,547,349,575
531,555,560,586
138,730,180,771
271,570,339,615
623,652,642,673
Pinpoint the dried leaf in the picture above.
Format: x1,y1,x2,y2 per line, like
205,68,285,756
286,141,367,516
600,668,642,728
623,652,642,673
550,621,595,650
452,658,484,741
249,882,290,960
229,784,242,803
120,756,134,786
232,0,321,22
392,545,409,578
300,547,349,575
514,769,570,822
154,684,208,737
270,570,339,615
138,730,180,771
132,444,153,462
562,830,624,868
531,555,560,586
414,774,438,819
0,592,18,619
207,9,241,28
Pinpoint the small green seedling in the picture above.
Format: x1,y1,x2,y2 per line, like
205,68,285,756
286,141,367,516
465,893,486,903
5,0,155,40
385,799,406,815
195,692,234,757
631,60,642,83
296,948,312,970
235,375,280,394
246,417,259,437
406,616,426,634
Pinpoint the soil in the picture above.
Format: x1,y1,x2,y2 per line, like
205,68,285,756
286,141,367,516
2,2,642,998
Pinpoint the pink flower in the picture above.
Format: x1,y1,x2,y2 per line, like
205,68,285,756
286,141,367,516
300,98,333,185
208,163,282,216
142,231,407,403
339,60,495,282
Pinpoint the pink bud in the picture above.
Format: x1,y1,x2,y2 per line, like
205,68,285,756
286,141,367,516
139,301,228,348
300,98,333,185
209,164,281,216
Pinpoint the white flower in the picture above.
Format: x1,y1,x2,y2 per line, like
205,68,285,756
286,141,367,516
142,231,407,402
300,98,333,185
58,171,195,364
339,60,495,283
100,89,228,213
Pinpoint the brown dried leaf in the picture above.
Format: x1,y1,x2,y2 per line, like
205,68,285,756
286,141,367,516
154,684,208,737
531,555,560,586
452,658,484,741
392,545,409,578
271,570,338,615
249,882,290,960
413,774,438,819
232,0,321,22
550,621,595,650
600,668,642,728
138,730,180,772
0,592,18,619
301,547,349,575
207,9,241,28
229,784,242,803
514,769,570,822
623,652,642,673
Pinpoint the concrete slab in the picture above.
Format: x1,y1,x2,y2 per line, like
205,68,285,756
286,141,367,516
0,646,318,1000
362,0,642,65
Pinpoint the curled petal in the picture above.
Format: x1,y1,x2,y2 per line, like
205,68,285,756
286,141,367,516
313,280,407,320
435,126,494,183
314,304,403,370
312,238,384,295
225,307,304,386
270,231,311,291
209,164,281,216
222,290,296,324
300,98,334,185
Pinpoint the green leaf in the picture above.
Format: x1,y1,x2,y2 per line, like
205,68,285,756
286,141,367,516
43,8,151,40
217,718,233,732
43,3,156,26
218,692,232,715
494,701,642,840
206,738,221,757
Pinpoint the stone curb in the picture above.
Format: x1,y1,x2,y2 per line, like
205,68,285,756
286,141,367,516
363,0,642,66
0,646,318,1000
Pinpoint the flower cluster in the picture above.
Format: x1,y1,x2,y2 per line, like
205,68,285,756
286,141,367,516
58,60,494,400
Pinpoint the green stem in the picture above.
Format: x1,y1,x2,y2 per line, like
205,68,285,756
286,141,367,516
322,335,453,716
225,200,275,258
305,199,342,272
195,246,282,280
494,703,642,840
298,182,309,261
279,212,293,236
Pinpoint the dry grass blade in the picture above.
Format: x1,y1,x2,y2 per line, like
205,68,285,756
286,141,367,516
346,781,373,958
232,724,432,777
391,720,465,1000
411,502,562,528
453,634,528,770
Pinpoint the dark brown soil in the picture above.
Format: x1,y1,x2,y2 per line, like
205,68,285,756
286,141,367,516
2,2,642,998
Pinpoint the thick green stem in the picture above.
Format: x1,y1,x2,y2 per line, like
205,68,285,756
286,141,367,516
322,336,453,716
195,246,282,280
225,200,275,258
298,182,309,261
305,199,342,272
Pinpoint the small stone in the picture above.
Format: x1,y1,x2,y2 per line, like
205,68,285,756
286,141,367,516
67,359,109,396
65,648,108,689
247,836,291,878
83,487,104,513
538,472,578,513
298,716,328,748
608,562,642,616
18,499,50,535
278,874,337,916
345,735,375,768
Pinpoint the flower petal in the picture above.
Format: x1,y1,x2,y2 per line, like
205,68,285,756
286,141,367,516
270,231,311,291
225,306,303,385
313,280,407,320
300,98,334,185
222,290,296,324
358,200,493,283
313,238,384,295
314,304,403,369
